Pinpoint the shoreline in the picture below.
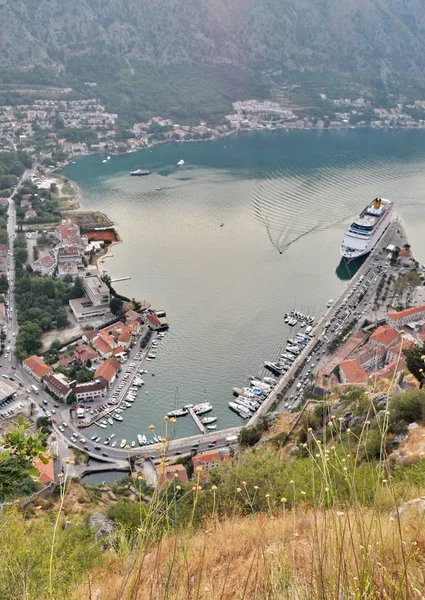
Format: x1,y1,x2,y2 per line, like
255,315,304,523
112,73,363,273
57,121,425,172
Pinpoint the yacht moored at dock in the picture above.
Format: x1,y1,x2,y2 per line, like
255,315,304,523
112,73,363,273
192,402,213,415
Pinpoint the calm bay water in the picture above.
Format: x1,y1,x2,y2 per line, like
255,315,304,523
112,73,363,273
64,129,425,442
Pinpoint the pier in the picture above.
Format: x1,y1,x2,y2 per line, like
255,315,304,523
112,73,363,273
187,406,206,433
111,276,131,283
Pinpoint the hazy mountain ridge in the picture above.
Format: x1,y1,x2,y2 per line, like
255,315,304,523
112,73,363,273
1,0,425,84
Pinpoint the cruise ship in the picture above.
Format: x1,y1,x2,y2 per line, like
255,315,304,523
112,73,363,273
340,198,393,260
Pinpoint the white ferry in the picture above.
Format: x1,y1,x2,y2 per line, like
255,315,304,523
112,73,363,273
340,198,393,260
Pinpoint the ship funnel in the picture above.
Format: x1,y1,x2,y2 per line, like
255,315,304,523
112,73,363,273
373,198,381,210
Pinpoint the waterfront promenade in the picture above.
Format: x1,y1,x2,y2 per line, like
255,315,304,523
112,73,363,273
249,219,404,425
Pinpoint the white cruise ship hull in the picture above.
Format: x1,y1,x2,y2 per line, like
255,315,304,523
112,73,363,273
340,200,392,261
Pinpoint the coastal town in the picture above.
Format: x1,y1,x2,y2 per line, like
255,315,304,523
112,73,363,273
2,83,425,493
2,90,425,166
2,158,425,491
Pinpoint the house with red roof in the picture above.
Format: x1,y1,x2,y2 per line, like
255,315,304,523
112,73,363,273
146,313,162,330
388,304,425,328
192,449,231,473
117,326,132,348
44,373,72,400
54,220,80,241
22,355,53,382
33,454,55,485
24,209,37,220
74,344,99,366
369,325,400,349
157,464,188,489
351,343,386,373
33,250,57,277
93,336,113,358
386,339,415,364
372,359,407,381
95,357,120,389
339,359,369,385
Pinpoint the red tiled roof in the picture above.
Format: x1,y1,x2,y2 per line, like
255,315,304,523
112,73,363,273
23,355,43,369
23,355,52,378
99,332,116,347
93,337,113,355
339,359,369,384
157,464,188,489
192,451,223,469
112,346,126,355
147,314,161,326
95,357,120,383
399,249,410,257
372,359,407,380
74,345,98,364
388,304,425,321
369,325,400,347
387,339,415,356
118,327,131,343
33,455,55,484
57,355,75,367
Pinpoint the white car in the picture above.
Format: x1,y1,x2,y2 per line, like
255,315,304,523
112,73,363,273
80,438,86,443
59,426,64,432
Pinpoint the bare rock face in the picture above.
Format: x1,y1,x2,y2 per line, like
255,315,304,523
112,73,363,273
88,510,115,538
394,497,425,519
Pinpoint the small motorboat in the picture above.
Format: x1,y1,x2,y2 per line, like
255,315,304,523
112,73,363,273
201,416,217,424
177,159,185,166
206,425,217,430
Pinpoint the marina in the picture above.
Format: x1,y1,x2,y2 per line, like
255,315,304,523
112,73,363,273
187,406,207,433
63,128,425,441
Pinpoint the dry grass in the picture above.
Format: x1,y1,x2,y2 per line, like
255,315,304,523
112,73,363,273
75,505,425,600
391,425,425,466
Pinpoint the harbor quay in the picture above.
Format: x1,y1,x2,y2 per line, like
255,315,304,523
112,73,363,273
56,218,408,467
249,218,407,425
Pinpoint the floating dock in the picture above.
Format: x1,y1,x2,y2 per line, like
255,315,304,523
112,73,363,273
187,406,206,434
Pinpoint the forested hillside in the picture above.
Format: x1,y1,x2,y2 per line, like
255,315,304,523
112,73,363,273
1,1,425,125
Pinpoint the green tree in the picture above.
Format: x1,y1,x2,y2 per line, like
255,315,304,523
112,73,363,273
110,296,124,315
0,274,8,294
14,246,28,265
75,368,93,383
55,308,68,329
404,342,425,387
69,276,84,299
0,416,48,500
14,322,43,358
36,416,52,435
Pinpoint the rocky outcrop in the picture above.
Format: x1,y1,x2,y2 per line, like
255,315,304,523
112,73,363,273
88,510,115,539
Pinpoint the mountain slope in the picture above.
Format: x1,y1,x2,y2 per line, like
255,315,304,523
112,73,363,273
1,0,425,79
2,0,425,122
